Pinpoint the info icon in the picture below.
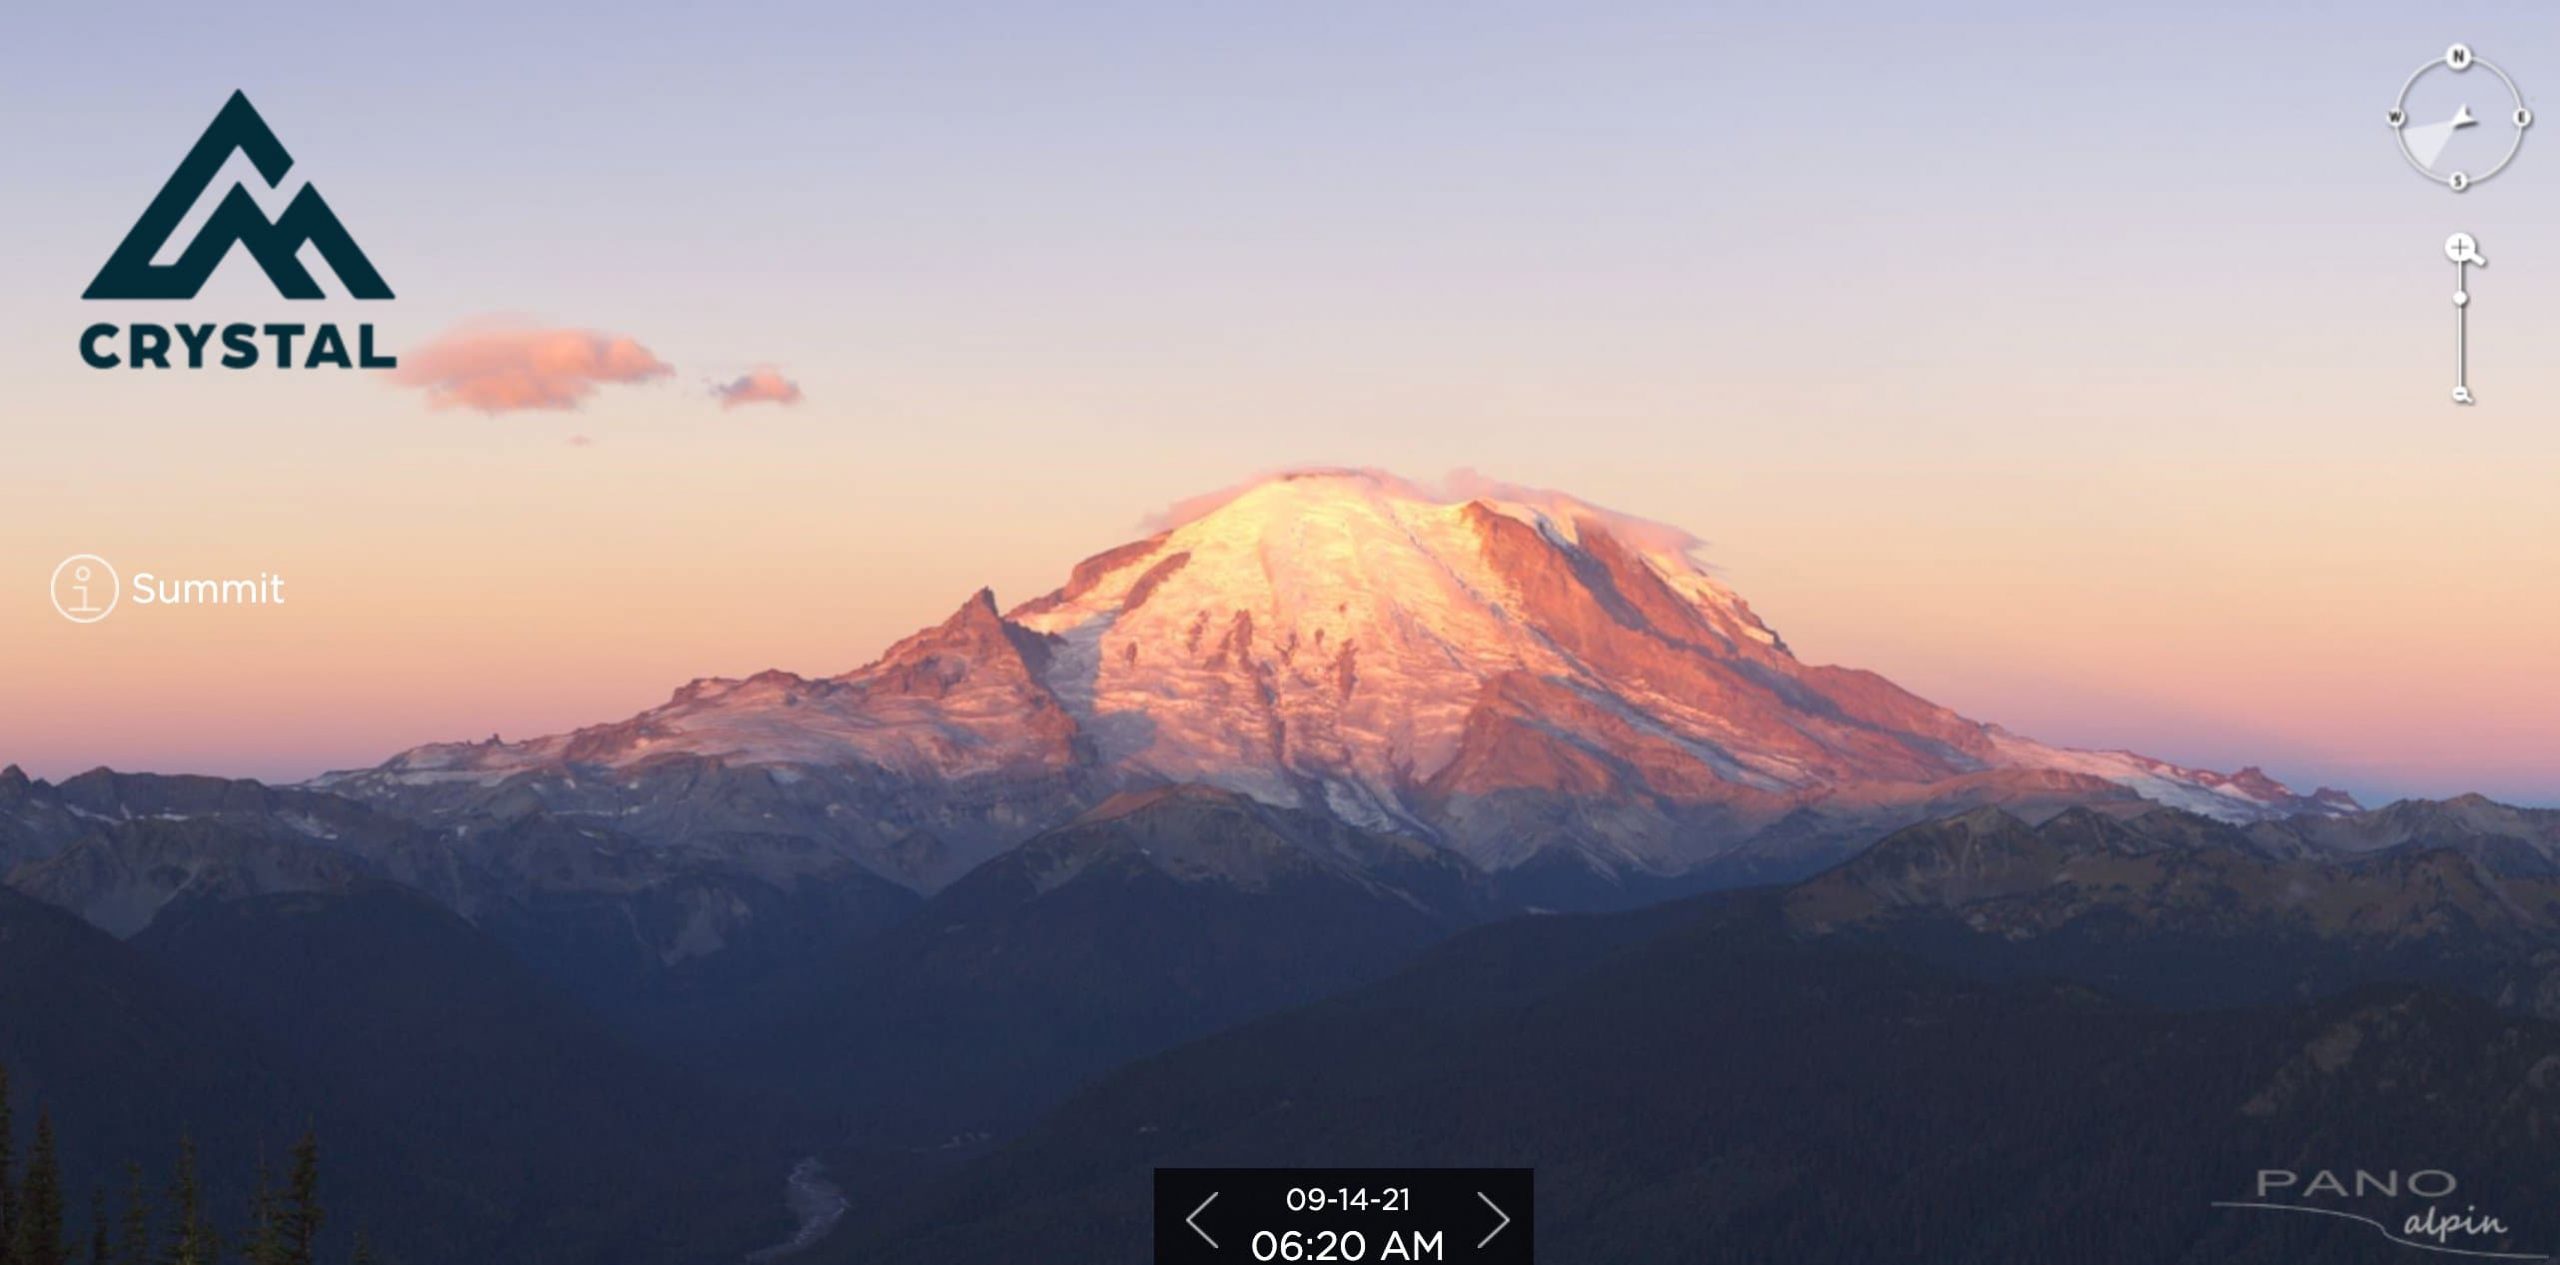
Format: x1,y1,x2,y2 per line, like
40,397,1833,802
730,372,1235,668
50,554,119,624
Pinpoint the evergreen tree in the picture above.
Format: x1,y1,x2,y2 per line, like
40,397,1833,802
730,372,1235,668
160,1140,215,1265
344,1232,370,1265
114,1165,147,1265
1,1062,17,1263
238,1165,279,1265
15,1114,66,1265
276,1135,317,1265
86,1192,106,1265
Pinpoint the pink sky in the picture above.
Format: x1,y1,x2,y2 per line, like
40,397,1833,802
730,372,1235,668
7,5,2560,804
11,438,2559,805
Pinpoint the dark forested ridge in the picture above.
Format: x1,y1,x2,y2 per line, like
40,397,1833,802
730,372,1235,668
763,785,1506,1141
131,885,789,1262
16,760,2560,1263
836,894,2560,1263
0,774,1514,1259
0,880,790,1264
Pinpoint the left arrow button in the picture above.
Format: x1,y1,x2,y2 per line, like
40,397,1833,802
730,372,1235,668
1188,1192,1221,1250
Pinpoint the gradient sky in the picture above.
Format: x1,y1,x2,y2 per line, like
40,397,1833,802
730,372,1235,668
5,1,2558,805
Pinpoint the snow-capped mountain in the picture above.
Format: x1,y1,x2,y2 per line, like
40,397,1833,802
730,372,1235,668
317,469,2354,893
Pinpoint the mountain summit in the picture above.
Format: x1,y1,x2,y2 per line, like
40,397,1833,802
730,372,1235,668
322,469,2353,894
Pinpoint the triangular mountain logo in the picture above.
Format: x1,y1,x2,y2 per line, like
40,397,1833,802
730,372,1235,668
85,91,393,301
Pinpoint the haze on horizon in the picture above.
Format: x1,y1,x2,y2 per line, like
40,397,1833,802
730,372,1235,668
6,1,2560,808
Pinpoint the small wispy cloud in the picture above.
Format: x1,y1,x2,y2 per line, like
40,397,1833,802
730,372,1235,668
394,322,674,413
712,367,803,409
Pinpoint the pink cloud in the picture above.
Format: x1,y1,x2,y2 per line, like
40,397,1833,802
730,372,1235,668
394,324,674,413
712,367,803,409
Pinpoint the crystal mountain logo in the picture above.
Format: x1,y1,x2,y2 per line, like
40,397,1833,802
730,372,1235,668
79,90,397,371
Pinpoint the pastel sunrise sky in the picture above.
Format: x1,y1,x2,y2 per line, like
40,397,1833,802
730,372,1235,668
5,1,2559,804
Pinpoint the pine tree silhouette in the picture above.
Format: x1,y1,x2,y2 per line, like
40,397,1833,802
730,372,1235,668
115,1165,148,1265
2,1063,18,1264
239,1164,280,1265
15,1114,65,1265
277,1136,318,1265
160,1140,215,1265
85,1191,106,1265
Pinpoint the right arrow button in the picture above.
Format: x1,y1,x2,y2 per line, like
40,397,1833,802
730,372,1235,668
1476,1190,1511,1250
